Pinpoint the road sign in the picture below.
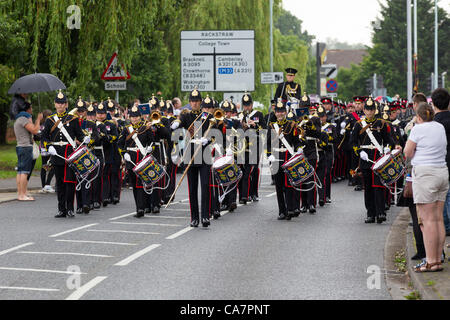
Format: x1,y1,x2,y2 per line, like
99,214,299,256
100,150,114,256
261,72,284,84
326,79,338,93
180,30,255,92
101,53,131,80
321,64,337,79
105,81,126,91
327,93,338,98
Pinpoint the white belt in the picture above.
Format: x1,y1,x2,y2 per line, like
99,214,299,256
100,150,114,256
94,146,103,150
51,141,69,146
306,137,317,141
360,145,377,150
127,147,140,152
190,139,203,145
273,148,288,152
153,142,161,146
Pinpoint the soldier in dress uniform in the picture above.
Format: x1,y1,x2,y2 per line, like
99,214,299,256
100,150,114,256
74,98,100,214
96,101,119,207
87,103,106,210
163,101,179,205
220,100,242,212
351,96,365,191
170,89,214,227
267,100,301,220
275,68,302,102
350,97,400,224
296,97,326,215
42,91,87,218
316,105,338,206
238,92,265,204
118,105,157,217
104,98,122,205
339,102,358,185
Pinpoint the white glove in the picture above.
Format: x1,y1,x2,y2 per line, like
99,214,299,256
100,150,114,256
340,121,346,129
384,147,391,155
171,121,180,130
360,151,369,162
201,137,208,146
83,136,91,144
295,147,304,155
124,153,131,162
171,154,180,164
146,146,153,154
340,128,346,135
225,148,233,156
173,109,181,116
268,155,276,163
48,146,57,156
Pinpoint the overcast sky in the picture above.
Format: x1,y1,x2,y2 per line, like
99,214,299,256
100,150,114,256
282,0,450,47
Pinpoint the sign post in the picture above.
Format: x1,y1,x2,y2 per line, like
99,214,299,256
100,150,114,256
180,30,255,92
260,72,283,84
101,52,130,104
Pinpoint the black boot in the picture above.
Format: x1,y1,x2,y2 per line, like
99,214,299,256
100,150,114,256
54,211,67,218
190,219,199,227
134,210,145,218
365,216,376,223
83,205,90,214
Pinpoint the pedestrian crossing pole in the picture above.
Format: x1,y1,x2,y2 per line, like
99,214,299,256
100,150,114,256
406,0,413,101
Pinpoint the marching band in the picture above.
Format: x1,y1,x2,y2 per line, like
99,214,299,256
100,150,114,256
41,68,414,228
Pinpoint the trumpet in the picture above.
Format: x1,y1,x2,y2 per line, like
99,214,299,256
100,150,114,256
150,111,161,125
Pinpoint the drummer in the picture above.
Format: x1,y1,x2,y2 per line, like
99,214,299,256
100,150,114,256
266,100,301,220
74,98,100,215
42,91,87,218
118,105,157,218
350,97,400,224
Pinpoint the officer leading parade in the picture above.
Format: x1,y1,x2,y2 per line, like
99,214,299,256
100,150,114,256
2,0,450,303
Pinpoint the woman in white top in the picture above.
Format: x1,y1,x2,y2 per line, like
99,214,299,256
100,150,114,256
404,102,448,272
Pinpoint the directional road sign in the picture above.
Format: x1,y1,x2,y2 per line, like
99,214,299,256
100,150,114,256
261,72,284,84
180,30,255,92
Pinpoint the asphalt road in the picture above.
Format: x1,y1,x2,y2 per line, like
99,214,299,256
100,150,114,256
0,171,399,300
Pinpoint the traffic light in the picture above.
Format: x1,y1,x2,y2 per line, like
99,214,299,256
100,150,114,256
365,78,374,94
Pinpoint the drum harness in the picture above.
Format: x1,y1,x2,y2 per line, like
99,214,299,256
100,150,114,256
272,122,322,192
127,125,170,194
51,115,100,191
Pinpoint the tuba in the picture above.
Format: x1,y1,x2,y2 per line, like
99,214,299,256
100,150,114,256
150,111,161,125
213,109,225,122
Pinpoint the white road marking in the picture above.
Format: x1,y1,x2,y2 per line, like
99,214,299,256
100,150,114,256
265,192,277,197
0,286,59,292
17,251,113,258
87,229,160,235
49,224,98,238
111,222,182,227
143,215,189,219
109,212,136,221
0,242,34,256
0,266,86,275
65,276,107,300
163,208,189,212
56,239,136,246
166,227,194,240
114,244,161,266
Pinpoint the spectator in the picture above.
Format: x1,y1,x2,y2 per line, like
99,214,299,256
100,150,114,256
9,93,28,120
37,109,55,193
404,93,427,136
13,102,43,201
431,88,450,237
404,102,448,272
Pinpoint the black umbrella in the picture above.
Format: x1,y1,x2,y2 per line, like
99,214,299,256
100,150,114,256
8,73,66,94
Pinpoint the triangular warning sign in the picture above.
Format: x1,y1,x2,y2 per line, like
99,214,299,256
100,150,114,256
101,53,131,80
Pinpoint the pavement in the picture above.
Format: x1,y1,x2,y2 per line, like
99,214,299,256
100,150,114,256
0,173,449,300
0,176,43,203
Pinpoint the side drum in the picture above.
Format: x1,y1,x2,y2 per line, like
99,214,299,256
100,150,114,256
281,153,314,186
212,155,242,187
372,151,405,186
133,154,165,186
66,146,99,179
